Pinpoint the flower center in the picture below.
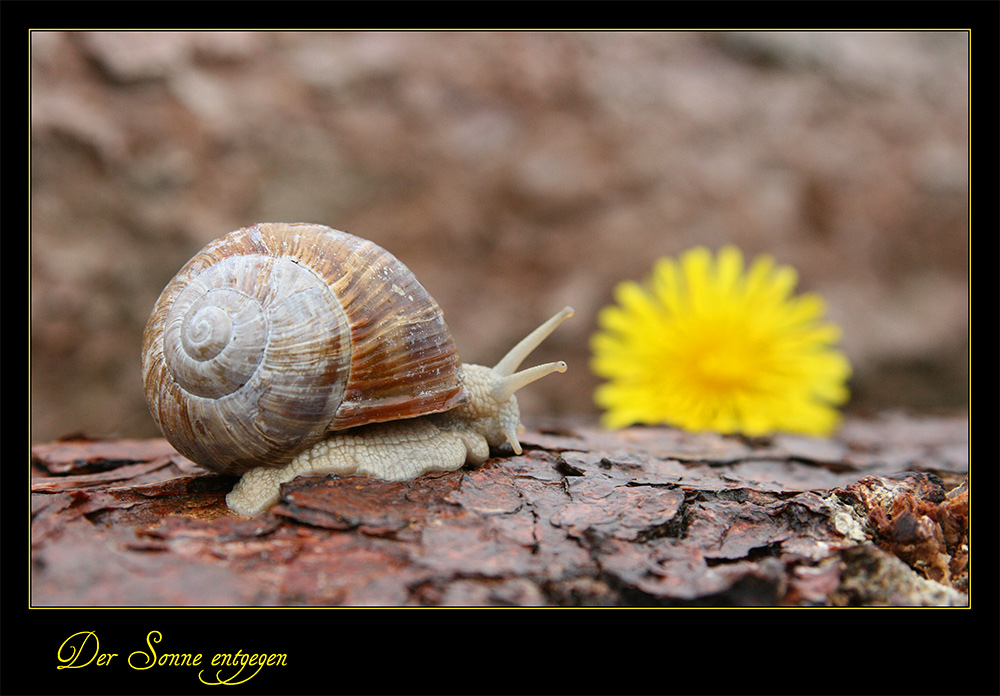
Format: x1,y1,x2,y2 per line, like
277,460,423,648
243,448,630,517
680,323,769,394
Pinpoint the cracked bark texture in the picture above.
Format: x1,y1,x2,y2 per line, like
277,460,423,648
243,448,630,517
30,415,968,607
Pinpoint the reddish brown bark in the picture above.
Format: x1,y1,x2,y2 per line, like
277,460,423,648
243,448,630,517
30,416,969,606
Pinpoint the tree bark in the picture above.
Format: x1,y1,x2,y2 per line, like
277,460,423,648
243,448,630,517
30,414,968,606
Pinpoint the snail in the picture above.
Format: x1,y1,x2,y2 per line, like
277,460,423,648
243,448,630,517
141,222,573,517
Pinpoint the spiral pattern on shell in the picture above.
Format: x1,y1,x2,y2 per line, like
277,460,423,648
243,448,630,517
141,223,465,474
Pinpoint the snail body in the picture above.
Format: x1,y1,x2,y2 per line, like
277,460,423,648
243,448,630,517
141,223,572,516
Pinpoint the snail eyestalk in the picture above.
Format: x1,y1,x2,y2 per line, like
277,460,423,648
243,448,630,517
493,306,575,377
494,360,567,404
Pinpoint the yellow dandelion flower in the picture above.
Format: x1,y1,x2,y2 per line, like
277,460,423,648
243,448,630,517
591,246,851,437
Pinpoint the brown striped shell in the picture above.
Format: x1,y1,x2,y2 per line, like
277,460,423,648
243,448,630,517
141,223,466,474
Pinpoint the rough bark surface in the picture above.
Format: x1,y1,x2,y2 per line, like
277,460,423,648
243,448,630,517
30,414,969,607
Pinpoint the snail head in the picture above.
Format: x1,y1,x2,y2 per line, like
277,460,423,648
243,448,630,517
451,307,573,454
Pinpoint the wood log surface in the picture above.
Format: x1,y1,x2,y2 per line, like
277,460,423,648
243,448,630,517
30,414,969,607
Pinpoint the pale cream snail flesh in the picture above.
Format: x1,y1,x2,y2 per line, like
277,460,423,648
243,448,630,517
141,223,573,516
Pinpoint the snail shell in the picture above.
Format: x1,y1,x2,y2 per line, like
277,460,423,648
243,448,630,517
141,222,465,475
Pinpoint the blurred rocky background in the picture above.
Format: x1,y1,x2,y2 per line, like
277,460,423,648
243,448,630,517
30,31,969,443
